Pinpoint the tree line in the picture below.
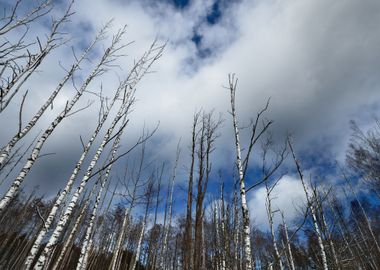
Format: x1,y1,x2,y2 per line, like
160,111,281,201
0,1,379,269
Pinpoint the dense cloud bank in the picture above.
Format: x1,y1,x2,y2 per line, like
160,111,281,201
1,0,379,227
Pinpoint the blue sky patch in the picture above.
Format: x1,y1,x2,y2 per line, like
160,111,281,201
171,0,190,9
207,1,222,25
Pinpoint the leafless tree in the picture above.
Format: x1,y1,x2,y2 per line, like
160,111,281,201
193,111,222,270
288,138,329,270
346,120,380,198
228,74,273,270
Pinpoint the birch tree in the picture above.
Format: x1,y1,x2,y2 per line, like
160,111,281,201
76,115,126,270
346,120,380,198
109,145,148,270
0,22,125,213
0,5,99,169
193,111,221,270
288,138,329,270
228,74,273,270
51,189,94,270
23,23,116,269
313,187,341,270
33,39,163,270
184,112,199,270
0,0,55,113
280,211,295,270
128,178,154,270
264,177,284,270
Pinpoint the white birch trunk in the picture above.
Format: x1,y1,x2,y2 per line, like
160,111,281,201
0,30,99,169
288,141,328,270
34,102,129,269
51,182,99,270
128,220,145,270
24,41,121,270
109,159,142,270
51,196,91,270
0,1,72,113
109,206,130,270
31,37,163,270
310,205,329,270
0,34,116,213
233,190,239,270
110,175,144,270
214,202,222,270
76,121,124,270
220,186,226,270
320,209,340,270
281,212,295,270
229,79,253,270
265,185,284,270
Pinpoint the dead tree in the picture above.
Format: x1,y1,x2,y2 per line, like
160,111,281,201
288,139,329,270
0,0,51,36
313,186,341,270
184,111,200,270
76,115,126,270
219,183,227,270
228,74,273,270
264,176,284,270
232,189,239,270
146,163,164,270
0,0,60,113
346,120,380,198
193,111,222,270
23,23,116,270
0,22,125,213
260,136,287,270
344,173,380,256
33,39,163,270
51,181,100,270
128,177,154,270
0,7,99,169
161,143,181,269
280,211,295,270
109,144,150,270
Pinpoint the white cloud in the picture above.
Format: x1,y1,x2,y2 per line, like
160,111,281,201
248,175,307,230
1,0,380,198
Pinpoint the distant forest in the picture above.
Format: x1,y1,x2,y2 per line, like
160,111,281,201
0,1,379,270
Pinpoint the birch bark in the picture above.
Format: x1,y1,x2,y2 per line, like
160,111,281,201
34,96,131,270
0,23,101,168
24,26,113,270
32,38,163,270
51,197,90,270
0,1,72,113
229,75,253,270
288,139,329,270
265,181,284,270
76,117,124,270
184,113,198,270
233,190,239,270
280,212,295,270
0,26,121,213
220,184,226,270
128,180,153,270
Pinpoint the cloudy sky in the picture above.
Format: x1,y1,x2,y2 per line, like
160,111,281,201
1,0,380,229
